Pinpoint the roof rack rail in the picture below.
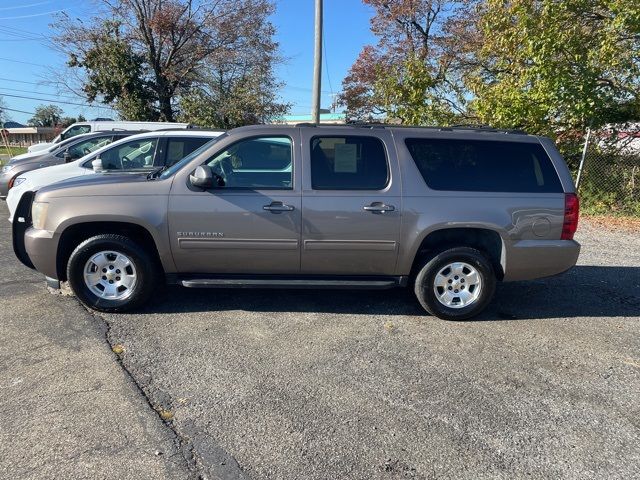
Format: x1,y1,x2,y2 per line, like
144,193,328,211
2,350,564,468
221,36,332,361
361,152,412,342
291,122,528,135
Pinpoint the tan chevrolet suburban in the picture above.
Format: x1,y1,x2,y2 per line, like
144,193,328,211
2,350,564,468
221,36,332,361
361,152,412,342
13,124,580,320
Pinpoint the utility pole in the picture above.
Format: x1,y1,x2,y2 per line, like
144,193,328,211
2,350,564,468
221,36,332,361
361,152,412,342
311,0,323,124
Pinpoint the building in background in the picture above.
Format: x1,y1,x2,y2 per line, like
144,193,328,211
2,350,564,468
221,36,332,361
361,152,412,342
1,122,57,146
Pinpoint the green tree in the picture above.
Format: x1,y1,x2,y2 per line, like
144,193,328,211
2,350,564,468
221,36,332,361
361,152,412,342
28,105,64,127
340,0,468,124
53,0,288,123
65,20,156,121
466,0,640,138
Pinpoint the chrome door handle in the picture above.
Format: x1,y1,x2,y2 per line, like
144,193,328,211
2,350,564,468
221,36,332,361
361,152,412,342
363,203,395,213
263,202,295,213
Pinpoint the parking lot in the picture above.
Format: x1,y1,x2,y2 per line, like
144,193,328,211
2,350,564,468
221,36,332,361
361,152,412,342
1,200,638,479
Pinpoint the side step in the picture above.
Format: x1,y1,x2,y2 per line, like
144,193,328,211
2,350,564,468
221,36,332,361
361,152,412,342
179,276,407,290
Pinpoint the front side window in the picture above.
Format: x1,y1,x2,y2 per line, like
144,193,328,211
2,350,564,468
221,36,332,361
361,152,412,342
405,138,563,193
310,136,389,190
100,138,159,170
204,136,292,189
60,124,91,140
166,137,212,167
62,136,114,160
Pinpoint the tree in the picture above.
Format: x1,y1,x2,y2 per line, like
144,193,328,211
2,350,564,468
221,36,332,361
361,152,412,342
53,0,289,123
28,105,64,127
178,18,289,128
339,0,468,124
465,0,640,138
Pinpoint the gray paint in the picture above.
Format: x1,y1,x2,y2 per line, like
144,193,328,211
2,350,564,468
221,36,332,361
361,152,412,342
23,124,580,285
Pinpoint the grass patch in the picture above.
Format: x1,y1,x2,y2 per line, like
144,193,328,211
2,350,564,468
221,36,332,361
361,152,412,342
1,146,28,157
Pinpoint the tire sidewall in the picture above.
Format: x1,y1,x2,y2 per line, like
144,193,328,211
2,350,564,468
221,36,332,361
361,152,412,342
415,248,496,321
67,236,155,312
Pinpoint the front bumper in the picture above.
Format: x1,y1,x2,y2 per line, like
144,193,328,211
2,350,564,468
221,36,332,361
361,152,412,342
24,227,60,279
503,239,581,281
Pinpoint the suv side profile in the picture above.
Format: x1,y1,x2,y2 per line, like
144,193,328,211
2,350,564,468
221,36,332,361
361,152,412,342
15,124,580,320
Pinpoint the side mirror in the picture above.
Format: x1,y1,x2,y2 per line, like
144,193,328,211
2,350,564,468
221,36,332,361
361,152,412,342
92,157,104,173
63,149,72,163
189,165,214,189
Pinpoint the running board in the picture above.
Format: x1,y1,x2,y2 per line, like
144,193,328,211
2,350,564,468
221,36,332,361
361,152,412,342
178,276,407,289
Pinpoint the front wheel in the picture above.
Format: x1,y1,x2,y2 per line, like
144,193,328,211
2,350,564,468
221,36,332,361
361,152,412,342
67,234,160,312
414,247,496,320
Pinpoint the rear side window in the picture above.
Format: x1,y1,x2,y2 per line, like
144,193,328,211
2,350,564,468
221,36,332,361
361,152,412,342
311,136,388,190
405,138,562,193
60,124,91,140
165,137,212,166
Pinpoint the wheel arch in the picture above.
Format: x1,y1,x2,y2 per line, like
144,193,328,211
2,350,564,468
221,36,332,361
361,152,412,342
409,227,505,280
56,221,163,281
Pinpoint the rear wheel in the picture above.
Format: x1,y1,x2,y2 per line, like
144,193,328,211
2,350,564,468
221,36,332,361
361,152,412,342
414,247,496,320
67,234,160,312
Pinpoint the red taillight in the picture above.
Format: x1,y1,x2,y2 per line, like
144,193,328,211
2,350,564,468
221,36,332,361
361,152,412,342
8,176,15,190
561,193,579,240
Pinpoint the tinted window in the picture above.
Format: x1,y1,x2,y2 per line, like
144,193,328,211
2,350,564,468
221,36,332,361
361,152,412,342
60,124,91,140
100,138,159,170
204,136,292,189
165,137,212,166
405,138,563,193
63,136,114,160
311,136,388,190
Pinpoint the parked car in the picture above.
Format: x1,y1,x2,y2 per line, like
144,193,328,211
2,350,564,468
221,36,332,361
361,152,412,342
26,120,193,153
13,124,580,320
1,130,143,198
7,129,225,222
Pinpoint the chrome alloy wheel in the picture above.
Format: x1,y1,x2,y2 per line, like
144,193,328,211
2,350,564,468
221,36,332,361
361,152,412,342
432,262,482,309
83,251,137,300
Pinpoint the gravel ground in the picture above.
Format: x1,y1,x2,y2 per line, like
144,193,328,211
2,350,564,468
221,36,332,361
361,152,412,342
1,198,639,479
102,220,639,479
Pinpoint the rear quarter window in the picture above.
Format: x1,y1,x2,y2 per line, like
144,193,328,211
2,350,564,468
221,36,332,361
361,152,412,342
405,138,563,193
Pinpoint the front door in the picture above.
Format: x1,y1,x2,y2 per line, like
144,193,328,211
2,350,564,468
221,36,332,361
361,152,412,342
300,130,401,275
168,134,301,274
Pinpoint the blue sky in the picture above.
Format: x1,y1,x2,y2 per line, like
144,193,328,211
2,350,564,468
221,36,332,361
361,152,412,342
0,0,376,124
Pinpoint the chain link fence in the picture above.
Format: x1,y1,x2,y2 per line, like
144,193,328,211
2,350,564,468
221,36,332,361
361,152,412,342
575,129,640,217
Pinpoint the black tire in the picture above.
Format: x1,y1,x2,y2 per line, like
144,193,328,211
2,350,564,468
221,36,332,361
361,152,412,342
67,234,161,312
414,247,496,321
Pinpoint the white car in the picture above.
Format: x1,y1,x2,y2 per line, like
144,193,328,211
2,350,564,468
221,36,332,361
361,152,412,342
27,120,194,153
8,129,223,222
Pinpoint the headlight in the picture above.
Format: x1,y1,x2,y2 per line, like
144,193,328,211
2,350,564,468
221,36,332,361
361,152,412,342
12,177,26,188
1,164,15,174
31,202,49,230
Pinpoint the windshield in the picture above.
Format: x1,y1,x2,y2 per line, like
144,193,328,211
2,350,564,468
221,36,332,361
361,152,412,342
48,134,93,153
159,134,227,179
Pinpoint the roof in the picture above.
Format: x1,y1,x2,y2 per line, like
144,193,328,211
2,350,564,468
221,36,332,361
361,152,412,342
121,129,225,139
229,123,531,137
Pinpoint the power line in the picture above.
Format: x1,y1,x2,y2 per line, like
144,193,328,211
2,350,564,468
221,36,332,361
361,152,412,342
0,9,65,21
0,91,113,110
0,76,48,86
0,56,48,67
0,1,52,11
2,106,36,116
0,85,84,100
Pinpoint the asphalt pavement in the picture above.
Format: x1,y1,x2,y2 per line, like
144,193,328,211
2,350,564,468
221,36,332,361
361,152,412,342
1,200,638,479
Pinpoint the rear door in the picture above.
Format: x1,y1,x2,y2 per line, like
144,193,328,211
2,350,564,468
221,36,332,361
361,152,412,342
168,131,302,274
300,129,402,275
